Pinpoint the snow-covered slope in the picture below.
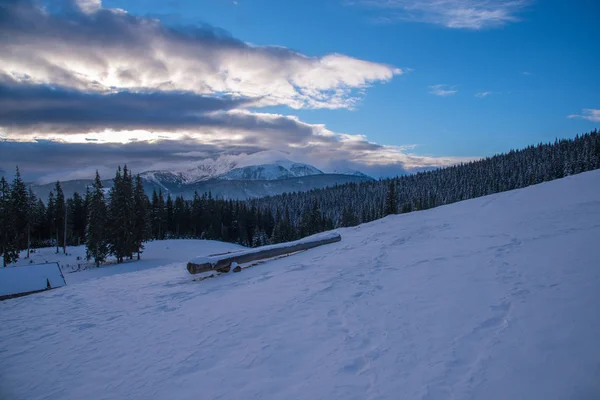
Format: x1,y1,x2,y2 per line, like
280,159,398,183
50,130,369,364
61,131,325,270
6,239,245,285
2,171,600,400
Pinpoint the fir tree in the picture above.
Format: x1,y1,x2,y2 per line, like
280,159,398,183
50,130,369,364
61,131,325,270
384,180,398,215
53,181,66,254
0,177,19,267
26,186,38,257
107,166,135,262
132,174,149,260
85,171,109,267
11,167,29,251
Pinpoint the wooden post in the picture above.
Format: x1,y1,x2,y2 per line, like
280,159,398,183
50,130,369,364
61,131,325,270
187,232,341,275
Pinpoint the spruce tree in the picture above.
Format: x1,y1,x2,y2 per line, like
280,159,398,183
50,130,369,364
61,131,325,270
132,174,149,260
384,180,398,215
85,171,109,267
26,186,38,257
68,192,86,246
0,177,19,267
54,181,66,253
11,167,29,251
107,166,135,262
46,191,55,247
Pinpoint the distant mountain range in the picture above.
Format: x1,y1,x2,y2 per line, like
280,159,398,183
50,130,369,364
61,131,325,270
31,151,373,200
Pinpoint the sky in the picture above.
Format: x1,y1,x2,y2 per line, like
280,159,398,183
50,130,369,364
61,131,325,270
0,0,599,183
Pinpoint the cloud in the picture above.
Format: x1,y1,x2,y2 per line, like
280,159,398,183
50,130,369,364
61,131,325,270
75,0,102,14
0,133,473,183
350,0,531,29
568,109,600,122
1,105,473,183
0,0,401,110
0,75,255,133
0,0,473,182
475,91,492,98
429,84,457,97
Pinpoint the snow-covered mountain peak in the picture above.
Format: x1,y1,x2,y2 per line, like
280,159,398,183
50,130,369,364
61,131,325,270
233,150,296,169
143,150,334,184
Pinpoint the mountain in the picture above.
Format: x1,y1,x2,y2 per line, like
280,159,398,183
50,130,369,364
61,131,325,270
141,150,332,185
31,151,373,200
4,170,600,400
218,161,323,181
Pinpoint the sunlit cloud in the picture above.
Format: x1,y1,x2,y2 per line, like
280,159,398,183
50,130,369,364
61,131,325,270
0,0,401,110
0,0,476,182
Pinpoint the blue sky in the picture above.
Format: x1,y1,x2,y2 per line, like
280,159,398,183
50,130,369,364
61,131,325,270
113,0,599,157
1,0,599,181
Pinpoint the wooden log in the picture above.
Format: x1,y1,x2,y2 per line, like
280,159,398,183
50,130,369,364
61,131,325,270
187,232,341,275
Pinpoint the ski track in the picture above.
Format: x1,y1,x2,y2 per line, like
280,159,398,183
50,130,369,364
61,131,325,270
1,171,600,400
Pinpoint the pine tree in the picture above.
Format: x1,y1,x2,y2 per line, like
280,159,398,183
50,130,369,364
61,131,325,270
384,180,398,215
107,166,135,262
132,174,149,260
68,192,86,246
11,167,29,251
46,191,55,247
166,194,174,237
0,177,19,267
54,181,66,254
26,186,38,257
85,171,109,267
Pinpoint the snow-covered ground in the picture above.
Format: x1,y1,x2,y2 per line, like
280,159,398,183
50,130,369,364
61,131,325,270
7,239,245,285
1,171,600,400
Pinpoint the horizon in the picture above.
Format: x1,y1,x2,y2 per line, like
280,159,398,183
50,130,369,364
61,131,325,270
1,130,598,185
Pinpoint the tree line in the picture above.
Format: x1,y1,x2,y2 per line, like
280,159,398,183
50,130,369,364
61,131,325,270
1,130,599,267
0,165,308,267
252,130,600,229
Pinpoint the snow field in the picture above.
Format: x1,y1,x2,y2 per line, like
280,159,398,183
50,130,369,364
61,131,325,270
1,170,599,400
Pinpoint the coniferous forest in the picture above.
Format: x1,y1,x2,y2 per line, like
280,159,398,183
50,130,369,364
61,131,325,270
1,130,599,268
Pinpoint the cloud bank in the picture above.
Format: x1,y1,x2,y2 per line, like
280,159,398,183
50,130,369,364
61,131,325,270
1,0,401,110
0,0,471,182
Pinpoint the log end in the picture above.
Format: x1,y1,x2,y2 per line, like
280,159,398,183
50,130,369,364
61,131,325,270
186,262,196,274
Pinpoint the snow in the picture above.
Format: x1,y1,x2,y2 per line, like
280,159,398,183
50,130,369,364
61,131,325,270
7,239,245,285
0,263,66,297
146,150,323,184
1,170,600,400
189,231,341,267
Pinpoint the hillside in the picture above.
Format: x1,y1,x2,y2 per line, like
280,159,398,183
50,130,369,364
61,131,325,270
1,170,599,399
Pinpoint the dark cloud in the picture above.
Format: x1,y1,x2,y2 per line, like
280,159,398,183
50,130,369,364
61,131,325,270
0,76,256,133
0,1,454,182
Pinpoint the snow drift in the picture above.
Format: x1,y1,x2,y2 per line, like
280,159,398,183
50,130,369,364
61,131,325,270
1,171,600,400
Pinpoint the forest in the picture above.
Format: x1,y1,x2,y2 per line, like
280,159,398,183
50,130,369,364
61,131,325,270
1,130,599,267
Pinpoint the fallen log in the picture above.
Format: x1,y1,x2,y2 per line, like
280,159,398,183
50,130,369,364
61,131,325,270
187,231,341,275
